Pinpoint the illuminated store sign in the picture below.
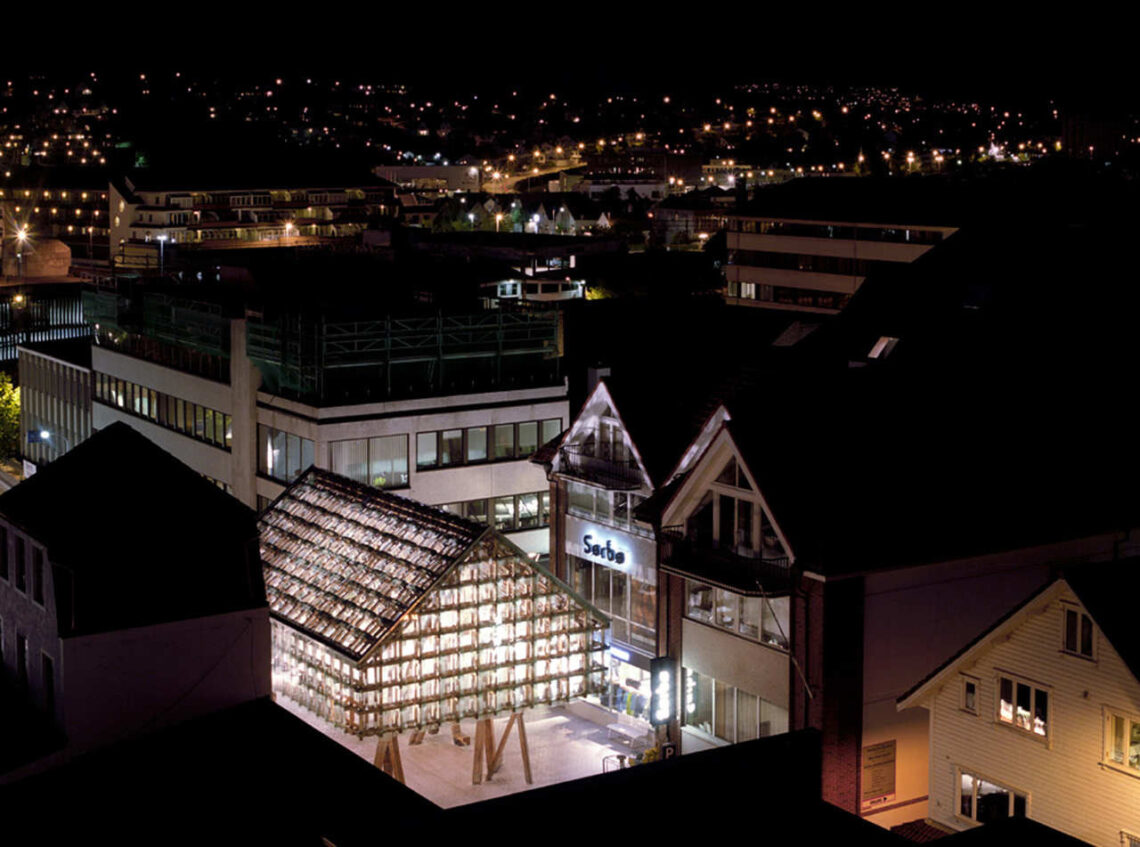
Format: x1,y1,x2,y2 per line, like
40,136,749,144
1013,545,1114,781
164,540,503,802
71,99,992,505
650,656,677,726
582,533,626,565
564,515,655,580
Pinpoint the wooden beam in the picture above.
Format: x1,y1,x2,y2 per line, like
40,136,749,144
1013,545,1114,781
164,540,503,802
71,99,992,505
481,718,496,778
489,713,517,775
471,720,486,785
451,722,470,747
373,734,406,785
516,712,533,785
408,729,426,746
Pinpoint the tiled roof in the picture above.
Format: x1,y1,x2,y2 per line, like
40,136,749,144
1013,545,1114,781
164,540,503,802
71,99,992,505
259,468,485,661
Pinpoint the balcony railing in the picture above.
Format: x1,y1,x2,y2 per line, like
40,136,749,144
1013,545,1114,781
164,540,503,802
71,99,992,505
558,443,643,490
659,527,792,593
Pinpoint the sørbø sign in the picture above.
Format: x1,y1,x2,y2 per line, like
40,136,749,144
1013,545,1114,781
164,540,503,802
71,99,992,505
582,534,626,565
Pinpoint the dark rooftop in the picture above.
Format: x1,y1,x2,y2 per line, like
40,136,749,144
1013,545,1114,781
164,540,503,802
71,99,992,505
0,422,264,636
17,337,93,369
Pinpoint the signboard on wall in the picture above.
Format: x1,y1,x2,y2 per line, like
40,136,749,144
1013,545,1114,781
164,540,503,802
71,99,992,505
564,514,656,582
650,656,677,726
861,739,897,809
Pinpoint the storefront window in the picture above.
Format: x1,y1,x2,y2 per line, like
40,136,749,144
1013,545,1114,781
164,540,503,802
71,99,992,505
684,667,788,743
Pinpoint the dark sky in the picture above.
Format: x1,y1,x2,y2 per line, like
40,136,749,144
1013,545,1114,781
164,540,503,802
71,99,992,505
4,15,1131,110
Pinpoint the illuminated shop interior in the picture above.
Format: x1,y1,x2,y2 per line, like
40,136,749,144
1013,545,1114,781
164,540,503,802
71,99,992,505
261,468,608,779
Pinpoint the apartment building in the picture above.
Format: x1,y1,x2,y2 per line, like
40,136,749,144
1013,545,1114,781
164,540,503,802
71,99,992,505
108,170,397,260
724,178,960,312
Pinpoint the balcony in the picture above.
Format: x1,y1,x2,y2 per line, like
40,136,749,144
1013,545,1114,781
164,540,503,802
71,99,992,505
659,527,793,594
558,443,642,490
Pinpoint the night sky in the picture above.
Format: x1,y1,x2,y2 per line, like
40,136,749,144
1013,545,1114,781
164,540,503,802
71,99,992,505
5,16,1132,111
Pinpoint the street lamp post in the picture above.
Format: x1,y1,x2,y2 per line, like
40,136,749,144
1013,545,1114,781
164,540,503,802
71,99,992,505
16,226,27,280
156,234,168,276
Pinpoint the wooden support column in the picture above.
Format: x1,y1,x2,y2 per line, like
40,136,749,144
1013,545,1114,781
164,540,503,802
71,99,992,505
516,712,533,785
373,734,406,784
451,722,470,746
489,713,518,775
471,720,487,784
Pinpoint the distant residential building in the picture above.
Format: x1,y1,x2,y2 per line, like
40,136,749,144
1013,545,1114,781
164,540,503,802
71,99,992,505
898,564,1140,847
724,178,959,313
649,188,733,243
108,171,397,264
0,423,270,761
375,164,482,193
0,170,110,262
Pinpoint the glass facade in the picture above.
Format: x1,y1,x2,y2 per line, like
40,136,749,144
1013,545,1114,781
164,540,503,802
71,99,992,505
683,667,788,743
567,554,655,653
258,425,315,484
417,418,561,470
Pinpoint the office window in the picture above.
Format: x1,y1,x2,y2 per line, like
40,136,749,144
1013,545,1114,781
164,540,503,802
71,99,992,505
493,496,516,531
997,675,1048,738
466,427,487,463
368,435,409,489
540,418,562,445
416,432,437,469
1105,709,1140,773
518,421,538,458
517,493,540,529
261,425,316,483
958,770,1027,824
493,424,515,460
440,430,463,467
1063,607,1094,658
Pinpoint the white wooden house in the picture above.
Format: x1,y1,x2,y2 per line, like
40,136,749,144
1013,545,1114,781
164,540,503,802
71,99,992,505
897,564,1140,847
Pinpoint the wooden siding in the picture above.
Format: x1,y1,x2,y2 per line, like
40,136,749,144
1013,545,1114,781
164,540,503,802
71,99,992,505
925,589,1140,846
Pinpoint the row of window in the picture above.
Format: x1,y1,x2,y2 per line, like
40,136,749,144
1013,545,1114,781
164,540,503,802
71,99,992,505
438,492,551,533
686,580,789,649
567,482,650,535
94,372,232,451
94,327,230,383
728,218,946,244
566,555,655,653
0,526,45,605
684,667,789,744
729,249,887,278
728,280,852,311
416,419,561,470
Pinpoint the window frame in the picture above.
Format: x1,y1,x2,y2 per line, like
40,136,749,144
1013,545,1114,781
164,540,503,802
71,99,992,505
1103,706,1140,778
961,674,979,715
955,766,1029,825
1061,603,1096,661
994,672,1051,743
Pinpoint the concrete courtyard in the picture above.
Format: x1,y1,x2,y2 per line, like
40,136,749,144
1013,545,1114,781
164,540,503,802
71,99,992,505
276,697,646,807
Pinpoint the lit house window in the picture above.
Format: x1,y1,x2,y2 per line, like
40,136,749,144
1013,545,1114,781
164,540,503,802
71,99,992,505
957,770,1027,824
684,580,789,650
1062,606,1094,658
1105,709,1140,774
997,675,1048,738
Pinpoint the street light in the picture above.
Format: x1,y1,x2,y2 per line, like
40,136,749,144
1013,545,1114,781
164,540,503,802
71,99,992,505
16,226,27,280
156,234,167,276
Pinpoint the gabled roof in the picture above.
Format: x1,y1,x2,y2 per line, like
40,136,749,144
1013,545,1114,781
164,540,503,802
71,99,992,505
0,422,262,636
897,560,1140,710
259,467,486,661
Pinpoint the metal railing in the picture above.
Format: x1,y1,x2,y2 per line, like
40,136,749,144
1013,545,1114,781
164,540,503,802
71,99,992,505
558,443,643,490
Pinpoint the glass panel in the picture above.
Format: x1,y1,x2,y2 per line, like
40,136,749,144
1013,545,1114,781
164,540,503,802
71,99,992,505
687,581,713,622
739,595,761,639
762,596,790,649
466,427,487,462
1015,683,1032,731
960,773,974,818
595,489,611,521
737,690,759,742
269,427,286,479
718,494,734,549
1131,718,1140,771
759,698,788,736
999,678,1014,723
204,409,214,443
517,421,538,457
331,439,368,484
493,496,515,531
285,433,301,480
1033,690,1048,736
715,588,737,630
1111,714,1126,764
685,669,712,735
569,556,591,601
716,459,736,486
737,499,754,550
194,405,205,439
493,424,515,460
416,432,437,468
631,578,656,629
215,411,225,445
1081,614,1093,656
714,681,735,742
612,570,628,620
541,418,561,444
1064,609,1078,652
568,482,595,516
517,493,539,528
540,491,550,525
300,437,313,473
369,435,408,488
594,566,611,614
466,499,488,526
976,779,1011,824
440,430,463,466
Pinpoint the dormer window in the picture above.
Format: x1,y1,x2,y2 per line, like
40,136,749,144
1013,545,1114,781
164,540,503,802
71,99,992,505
1062,606,1094,659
